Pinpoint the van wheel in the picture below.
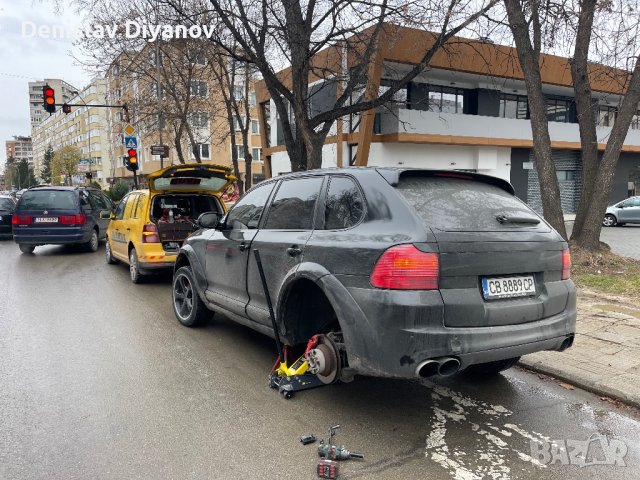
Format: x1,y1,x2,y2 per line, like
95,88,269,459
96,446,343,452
105,239,118,264
172,266,209,327
85,229,99,252
465,357,520,375
19,244,35,254
129,248,144,284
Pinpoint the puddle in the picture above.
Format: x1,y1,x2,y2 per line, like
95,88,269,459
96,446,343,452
593,304,640,319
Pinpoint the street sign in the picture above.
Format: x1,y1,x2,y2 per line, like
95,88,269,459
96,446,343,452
124,136,138,148
78,164,90,172
151,145,169,158
79,158,91,165
124,124,135,136
523,161,534,170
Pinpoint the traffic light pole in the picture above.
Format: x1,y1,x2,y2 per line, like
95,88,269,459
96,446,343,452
133,170,139,190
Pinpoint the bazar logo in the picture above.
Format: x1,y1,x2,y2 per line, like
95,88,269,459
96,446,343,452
530,434,628,467
21,21,216,42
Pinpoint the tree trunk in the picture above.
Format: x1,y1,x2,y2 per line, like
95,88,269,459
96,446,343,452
504,0,567,239
569,0,599,240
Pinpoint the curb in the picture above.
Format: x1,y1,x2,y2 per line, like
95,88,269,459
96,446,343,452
518,358,640,409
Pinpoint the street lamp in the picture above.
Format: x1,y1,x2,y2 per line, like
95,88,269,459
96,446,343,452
72,90,92,184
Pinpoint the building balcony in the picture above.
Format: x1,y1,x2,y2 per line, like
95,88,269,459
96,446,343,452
376,109,640,151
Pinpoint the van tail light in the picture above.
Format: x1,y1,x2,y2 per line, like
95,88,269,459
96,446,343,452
561,248,571,280
12,215,32,225
59,214,86,225
370,244,439,290
142,224,160,243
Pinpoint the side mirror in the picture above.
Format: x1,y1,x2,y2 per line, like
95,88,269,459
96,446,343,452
100,210,113,220
197,212,221,229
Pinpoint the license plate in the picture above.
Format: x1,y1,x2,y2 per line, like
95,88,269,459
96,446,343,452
35,217,58,223
482,275,535,300
165,242,180,250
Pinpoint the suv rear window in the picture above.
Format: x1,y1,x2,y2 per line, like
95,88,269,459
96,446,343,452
396,176,545,232
18,190,77,210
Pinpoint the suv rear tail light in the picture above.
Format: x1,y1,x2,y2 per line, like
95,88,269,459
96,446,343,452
142,224,160,243
370,244,439,290
59,214,86,225
12,215,32,225
561,248,571,280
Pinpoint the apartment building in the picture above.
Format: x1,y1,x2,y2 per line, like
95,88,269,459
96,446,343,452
27,79,76,130
105,45,265,187
256,26,640,213
5,136,33,165
31,78,112,186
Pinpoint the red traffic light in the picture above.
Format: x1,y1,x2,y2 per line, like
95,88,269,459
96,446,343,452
44,87,54,97
127,148,137,157
42,85,56,114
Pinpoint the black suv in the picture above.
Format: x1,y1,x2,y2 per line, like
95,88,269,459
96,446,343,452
0,195,17,237
13,186,114,254
171,168,576,382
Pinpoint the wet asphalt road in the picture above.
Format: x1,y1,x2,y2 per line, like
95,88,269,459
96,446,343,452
1,239,640,480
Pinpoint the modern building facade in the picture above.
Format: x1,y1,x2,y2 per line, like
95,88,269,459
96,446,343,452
256,26,640,212
27,79,77,130
5,136,33,165
31,78,112,186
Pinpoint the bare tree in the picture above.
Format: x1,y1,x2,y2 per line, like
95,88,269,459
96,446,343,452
161,0,500,172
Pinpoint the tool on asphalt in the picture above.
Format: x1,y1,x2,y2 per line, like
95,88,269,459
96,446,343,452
318,425,364,461
301,434,317,445
317,459,339,479
254,249,342,399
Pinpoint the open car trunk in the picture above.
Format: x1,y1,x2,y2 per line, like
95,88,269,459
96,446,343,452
151,194,223,253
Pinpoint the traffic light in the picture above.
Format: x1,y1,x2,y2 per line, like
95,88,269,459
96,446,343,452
43,85,56,114
62,103,71,114
85,171,93,180
125,148,139,171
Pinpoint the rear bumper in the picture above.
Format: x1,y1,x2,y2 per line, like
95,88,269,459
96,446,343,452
341,280,577,379
13,230,92,245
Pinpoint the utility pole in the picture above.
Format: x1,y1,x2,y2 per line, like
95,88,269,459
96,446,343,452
156,0,164,169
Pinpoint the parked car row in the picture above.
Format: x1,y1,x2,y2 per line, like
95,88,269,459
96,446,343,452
8,166,578,384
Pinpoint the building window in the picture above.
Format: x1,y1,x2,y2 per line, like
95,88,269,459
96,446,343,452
190,80,208,97
115,111,124,122
249,91,257,106
252,148,261,161
427,85,465,114
598,106,617,127
191,143,210,159
556,170,576,181
188,112,209,128
546,97,573,123
499,93,529,119
233,84,245,101
191,51,207,66
236,145,245,159
233,116,246,131
251,119,259,134
149,51,163,67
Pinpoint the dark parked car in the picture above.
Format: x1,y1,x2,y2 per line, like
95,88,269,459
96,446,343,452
12,186,114,254
603,196,640,227
0,195,17,237
171,168,576,383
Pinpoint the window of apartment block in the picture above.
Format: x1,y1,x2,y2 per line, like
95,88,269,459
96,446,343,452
233,116,246,131
499,93,529,119
251,119,259,134
236,145,245,159
556,170,576,181
249,92,257,106
190,81,208,97
233,84,245,101
427,85,465,114
191,51,207,66
378,80,408,107
546,97,573,123
192,143,210,159
189,112,209,128
598,106,617,127
252,148,261,161
149,51,163,67
115,111,124,122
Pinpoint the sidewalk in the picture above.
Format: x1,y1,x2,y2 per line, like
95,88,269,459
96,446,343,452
519,288,640,407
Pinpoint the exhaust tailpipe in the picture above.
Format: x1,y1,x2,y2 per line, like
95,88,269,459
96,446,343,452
558,335,575,352
437,357,461,377
416,360,440,378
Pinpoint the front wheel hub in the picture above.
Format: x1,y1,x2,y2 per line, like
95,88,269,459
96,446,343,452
307,336,341,384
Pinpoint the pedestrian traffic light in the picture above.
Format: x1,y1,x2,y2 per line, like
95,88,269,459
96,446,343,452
43,85,56,114
62,103,71,114
125,148,138,171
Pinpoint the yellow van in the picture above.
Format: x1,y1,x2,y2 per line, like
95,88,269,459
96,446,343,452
105,164,235,283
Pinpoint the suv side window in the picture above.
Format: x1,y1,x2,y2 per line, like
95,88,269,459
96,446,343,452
133,195,146,219
79,191,92,211
324,176,365,230
90,191,110,210
226,182,275,230
114,194,130,220
123,194,138,219
263,177,323,230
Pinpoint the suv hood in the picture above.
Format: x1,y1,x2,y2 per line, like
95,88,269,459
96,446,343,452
148,164,236,195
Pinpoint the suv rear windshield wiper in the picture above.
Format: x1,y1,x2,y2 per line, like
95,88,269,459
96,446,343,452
495,214,540,225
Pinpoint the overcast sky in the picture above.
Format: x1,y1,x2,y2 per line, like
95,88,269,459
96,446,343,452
0,0,91,169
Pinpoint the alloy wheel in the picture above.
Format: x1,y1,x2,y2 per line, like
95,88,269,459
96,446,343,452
173,273,194,321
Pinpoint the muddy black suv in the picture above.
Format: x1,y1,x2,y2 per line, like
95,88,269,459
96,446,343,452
171,168,576,382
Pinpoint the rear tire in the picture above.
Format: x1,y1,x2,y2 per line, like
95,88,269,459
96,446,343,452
129,248,144,284
19,244,35,254
172,266,210,327
465,357,520,375
85,229,99,252
105,239,118,264
603,214,617,227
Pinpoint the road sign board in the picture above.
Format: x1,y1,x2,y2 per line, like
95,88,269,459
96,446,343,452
124,136,138,148
124,124,135,136
151,145,169,158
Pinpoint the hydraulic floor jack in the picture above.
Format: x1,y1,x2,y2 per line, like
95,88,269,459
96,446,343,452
254,250,341,399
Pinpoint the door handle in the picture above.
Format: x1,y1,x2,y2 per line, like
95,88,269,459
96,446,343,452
126,227,131,231
287,246,302,257
238,242,248,252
